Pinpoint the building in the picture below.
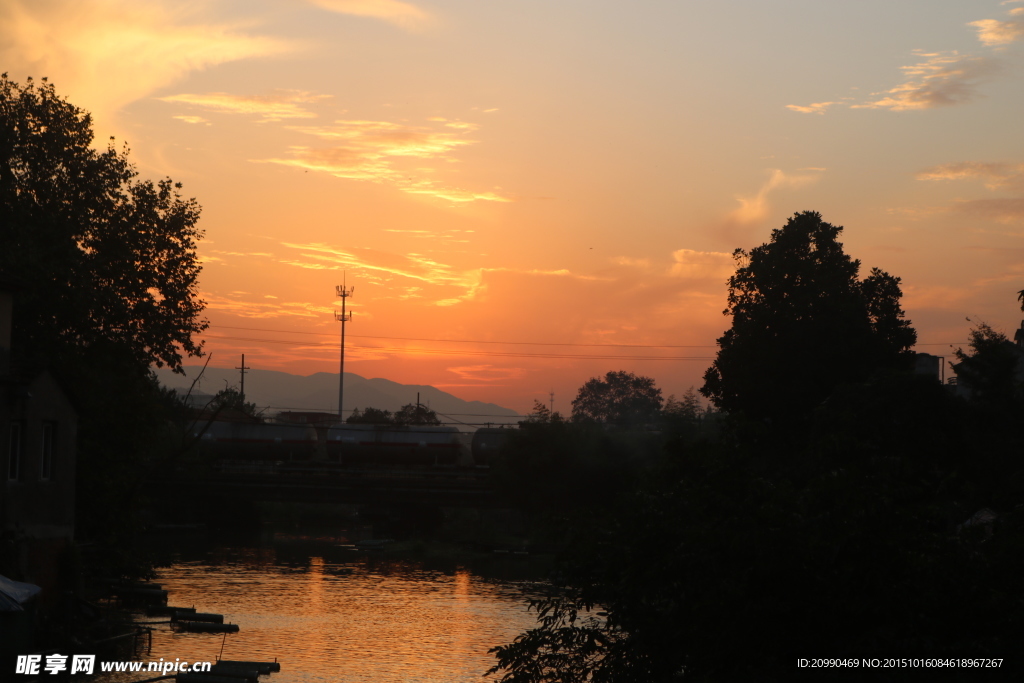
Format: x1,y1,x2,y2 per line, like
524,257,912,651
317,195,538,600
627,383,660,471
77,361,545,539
0,277,78,605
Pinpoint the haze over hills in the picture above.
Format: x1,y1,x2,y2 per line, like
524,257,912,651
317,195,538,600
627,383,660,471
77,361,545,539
152,365,522,428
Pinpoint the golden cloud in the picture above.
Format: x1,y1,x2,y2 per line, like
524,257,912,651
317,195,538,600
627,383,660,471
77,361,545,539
969,17,1024,45
306,0,431,31
668,249,735,280
785,101,836,115
725,169,821,227
447,365,526,382
0,0,289,125
202,292,335,319
917,161,1024,191
173,115,210,125
159,91,330,122
852,51,1000,111
261,119,511,203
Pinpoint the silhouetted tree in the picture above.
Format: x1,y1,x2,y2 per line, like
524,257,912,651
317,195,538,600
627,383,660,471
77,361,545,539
346,407,394,424
663,386,702,422
394,403,441,425
0,75,207,578
571,371,663,426
209,387,262,420
0,74,207,375
701,211,916,424
951,321,1024,408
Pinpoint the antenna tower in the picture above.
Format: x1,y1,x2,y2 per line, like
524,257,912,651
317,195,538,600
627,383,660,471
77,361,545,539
334,275,355,419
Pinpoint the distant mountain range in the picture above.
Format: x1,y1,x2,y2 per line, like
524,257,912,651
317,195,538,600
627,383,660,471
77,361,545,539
152,365,521,428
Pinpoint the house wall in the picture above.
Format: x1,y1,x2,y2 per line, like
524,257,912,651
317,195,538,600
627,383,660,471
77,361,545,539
1,371,78,595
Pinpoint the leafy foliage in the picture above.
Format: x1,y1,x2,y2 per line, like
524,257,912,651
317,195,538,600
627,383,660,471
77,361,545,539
0,75,207,578
347,407,395,424
0,74,207,375
700,211,916,423
209,386,263,420
394,402,442,425
571,371,663,426
951,321,1024,409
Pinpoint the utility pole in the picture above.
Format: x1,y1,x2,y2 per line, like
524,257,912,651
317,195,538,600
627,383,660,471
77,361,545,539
335,275,354,419
549,389,555,415
235,354,251,401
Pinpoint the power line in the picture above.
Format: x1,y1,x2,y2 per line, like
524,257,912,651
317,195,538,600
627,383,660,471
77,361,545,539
200,334,714,361
211,324,967,349
213,325,717,348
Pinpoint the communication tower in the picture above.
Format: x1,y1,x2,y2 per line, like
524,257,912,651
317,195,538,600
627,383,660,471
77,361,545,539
335,276,354,419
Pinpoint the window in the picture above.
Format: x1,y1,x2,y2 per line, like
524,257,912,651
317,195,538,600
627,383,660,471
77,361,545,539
7,421,23,481
41,422,55,481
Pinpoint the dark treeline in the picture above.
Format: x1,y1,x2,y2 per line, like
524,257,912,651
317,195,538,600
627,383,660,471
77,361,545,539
488,213,1024,681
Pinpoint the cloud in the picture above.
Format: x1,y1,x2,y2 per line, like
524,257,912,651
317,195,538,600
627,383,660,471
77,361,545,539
305,0,431,31
950,198,1024,222
280,242,481,290
969,17,1024,45
916,160,1024,221
447,365,526,382
852,51,1000,111
668,250,735,280
159,91,330,122
202,292,335,319
0,0,290,125
173,115,210,125
917,161,1024,191
723,169,821,229
260,119,511,203
785,101,836,115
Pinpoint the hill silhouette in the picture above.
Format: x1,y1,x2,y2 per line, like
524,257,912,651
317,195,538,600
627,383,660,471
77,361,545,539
152,365,520,427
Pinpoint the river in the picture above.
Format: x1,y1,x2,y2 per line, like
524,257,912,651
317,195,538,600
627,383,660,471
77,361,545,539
95,537,546,683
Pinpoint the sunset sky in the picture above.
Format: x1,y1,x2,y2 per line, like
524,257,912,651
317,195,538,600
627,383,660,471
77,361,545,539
5,0,1024,414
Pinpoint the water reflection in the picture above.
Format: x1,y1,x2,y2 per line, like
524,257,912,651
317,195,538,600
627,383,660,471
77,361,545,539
99,542,543,683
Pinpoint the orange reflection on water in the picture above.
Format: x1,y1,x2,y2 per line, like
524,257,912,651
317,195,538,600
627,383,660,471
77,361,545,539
105,547,542,683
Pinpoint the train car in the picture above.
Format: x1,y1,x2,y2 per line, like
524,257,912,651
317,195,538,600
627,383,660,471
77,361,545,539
325,424,462,467
470,427,511,467
192,420,319,461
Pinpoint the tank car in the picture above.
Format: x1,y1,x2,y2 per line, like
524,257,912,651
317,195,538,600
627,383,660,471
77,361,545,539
325,423,461,466
192,420,319,461
469,427,510,467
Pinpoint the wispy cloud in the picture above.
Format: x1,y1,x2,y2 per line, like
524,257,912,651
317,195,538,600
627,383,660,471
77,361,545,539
279,242,481,290
668,249,734,280
447,365,525,382
788,1,1024,116
202,292,335,319
305,0,431,31
951,198,1024,222
724,169,821,227
969,17,1024,45
260,119,510,203
159,91,329,122
918,161,1024,191
785,101,836,115
969,4,1024,46
915,160,1024,222
0,0,289,125
173,115,210,125
852,51,1000,111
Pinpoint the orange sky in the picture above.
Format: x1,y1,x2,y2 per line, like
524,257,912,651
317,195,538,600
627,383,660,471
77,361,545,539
5,0,1024,413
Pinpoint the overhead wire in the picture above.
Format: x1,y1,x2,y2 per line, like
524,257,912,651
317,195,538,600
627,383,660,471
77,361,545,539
200,334,716,361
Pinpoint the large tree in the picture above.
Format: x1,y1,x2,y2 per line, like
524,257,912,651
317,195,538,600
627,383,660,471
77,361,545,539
1,75,207,574
701,211,916,423
571,370,663,426
0,74,207,376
